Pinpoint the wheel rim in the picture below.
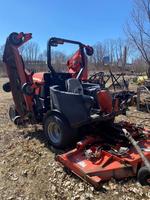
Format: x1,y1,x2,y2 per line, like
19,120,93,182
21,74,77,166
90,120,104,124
47,122,62,144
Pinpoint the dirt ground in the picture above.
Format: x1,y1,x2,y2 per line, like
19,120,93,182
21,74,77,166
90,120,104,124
0,77,150,200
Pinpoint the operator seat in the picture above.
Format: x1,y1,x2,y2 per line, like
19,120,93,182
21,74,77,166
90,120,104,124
65,78,84,94
65,78,94,112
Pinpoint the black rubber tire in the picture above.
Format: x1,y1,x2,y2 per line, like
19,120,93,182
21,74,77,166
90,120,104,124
107,117,115,125
44,114,74,149
101,117,115,127
9,32,22,46
3,82,11,92
137,166,150,186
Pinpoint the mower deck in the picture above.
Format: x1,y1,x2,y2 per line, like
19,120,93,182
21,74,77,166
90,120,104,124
57,122,150,188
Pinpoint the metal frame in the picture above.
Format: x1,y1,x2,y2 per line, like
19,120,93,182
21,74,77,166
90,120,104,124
47,37,86,79
89,70,128,91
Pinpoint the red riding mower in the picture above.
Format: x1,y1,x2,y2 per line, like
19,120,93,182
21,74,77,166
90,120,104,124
3,32,130,148
3,32,150,188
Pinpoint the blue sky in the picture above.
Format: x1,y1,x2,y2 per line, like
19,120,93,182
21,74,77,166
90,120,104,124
0,0,133,52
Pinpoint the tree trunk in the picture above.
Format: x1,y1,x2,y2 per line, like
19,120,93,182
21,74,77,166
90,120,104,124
147,65,150,79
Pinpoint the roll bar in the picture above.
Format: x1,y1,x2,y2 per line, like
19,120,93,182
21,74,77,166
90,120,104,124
47,37,89,79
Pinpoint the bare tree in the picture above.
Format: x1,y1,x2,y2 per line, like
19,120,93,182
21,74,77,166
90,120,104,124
91,39,130,69
125,0,150,77
132,57,148,73
105,39,115,64
106,39,131,67
0,45,4,61
114,39,128,67
38,49,47,61
20,41,40,62
0,45,6,76
90,42,106,68
51,51,67,71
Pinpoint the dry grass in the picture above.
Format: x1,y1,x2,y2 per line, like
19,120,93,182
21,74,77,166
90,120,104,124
0,78,150,200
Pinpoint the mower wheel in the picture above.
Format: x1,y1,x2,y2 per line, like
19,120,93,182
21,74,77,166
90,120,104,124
44,114,74,149
9,32,22,46
3,82,11,92
137,166,150,186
